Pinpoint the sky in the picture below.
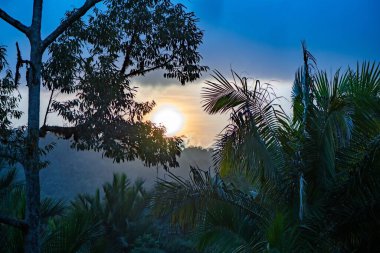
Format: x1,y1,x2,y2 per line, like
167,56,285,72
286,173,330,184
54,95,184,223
1,0,379,147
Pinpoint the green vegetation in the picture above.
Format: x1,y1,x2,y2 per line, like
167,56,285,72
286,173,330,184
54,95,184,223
0,1,379,252
2,33,380,252
0,0,206,251
153,45,380,252
0,169,199,253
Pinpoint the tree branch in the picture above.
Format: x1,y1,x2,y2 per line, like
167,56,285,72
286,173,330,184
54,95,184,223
120,30,139,75
15,42,31,85
41,0,101,51
43,88,55,126
125,57,175,78
0,213,28,230
39,125,79,140
0,9,30,35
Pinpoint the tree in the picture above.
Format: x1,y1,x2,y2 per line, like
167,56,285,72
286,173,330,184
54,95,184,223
42,174,147,253
153,46,380,252
0,165,66,253
0,0,207,252
40,173,200,253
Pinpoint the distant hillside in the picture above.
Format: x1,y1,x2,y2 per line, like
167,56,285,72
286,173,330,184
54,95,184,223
35,135,213,200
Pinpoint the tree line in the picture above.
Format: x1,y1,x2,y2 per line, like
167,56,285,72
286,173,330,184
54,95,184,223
153,45,380,252
1,0,379,252
0,0,207,252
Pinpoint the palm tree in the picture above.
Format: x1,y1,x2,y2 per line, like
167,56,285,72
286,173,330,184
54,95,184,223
152,44,380,252
0,165,24,252
0,165,65,253
42,172,201,253
42,173,152,253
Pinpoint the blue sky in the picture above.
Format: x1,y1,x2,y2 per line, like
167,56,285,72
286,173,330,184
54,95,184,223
1,0,379,80
189,0,380,80
1,0,379,146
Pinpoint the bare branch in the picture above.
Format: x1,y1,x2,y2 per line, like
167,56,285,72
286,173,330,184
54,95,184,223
0,9,30,35
43,88,55,126
0,213,28,230
41,0,101,51
15,42,31,85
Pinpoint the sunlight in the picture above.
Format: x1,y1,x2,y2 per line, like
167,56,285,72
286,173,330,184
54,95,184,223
151,105,184,136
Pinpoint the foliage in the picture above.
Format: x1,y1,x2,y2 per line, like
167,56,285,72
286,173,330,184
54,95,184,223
39,173,197,253
153,45,380,252
0,171,200,252
0,166,65,253
0,0,207,251
0,46,22,142
40,0,208,168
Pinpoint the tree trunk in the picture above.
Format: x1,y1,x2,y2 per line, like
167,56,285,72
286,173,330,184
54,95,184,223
24,0,43,252
0,1,100,251
24,163,41,253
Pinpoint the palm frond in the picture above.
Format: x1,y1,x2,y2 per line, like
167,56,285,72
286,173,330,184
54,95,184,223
202,70,248,114
41,198,66,220
203,71,288,184
0,167,19,192
42,208,104,253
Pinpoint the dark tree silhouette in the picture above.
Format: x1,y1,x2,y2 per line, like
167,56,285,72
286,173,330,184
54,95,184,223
0,0,207,252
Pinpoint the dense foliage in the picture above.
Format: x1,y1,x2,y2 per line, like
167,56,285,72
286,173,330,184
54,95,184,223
40,0,208,167
153,45,380,252
0,170,199,253
1,3,379,249
0,0,207,251
0,46,21,141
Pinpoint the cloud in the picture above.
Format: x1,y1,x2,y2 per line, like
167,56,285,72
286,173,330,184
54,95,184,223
132,69,209,88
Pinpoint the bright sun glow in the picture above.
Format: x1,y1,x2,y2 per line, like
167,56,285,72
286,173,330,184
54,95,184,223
151,105,184,136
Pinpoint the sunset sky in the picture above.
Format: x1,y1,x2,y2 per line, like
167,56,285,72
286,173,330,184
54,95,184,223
1,0,379,147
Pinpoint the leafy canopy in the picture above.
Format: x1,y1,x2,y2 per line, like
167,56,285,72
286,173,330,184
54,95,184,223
39,0,208,168
153,45,380,252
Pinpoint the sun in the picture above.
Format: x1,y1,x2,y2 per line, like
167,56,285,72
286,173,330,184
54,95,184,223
151,105,184,136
